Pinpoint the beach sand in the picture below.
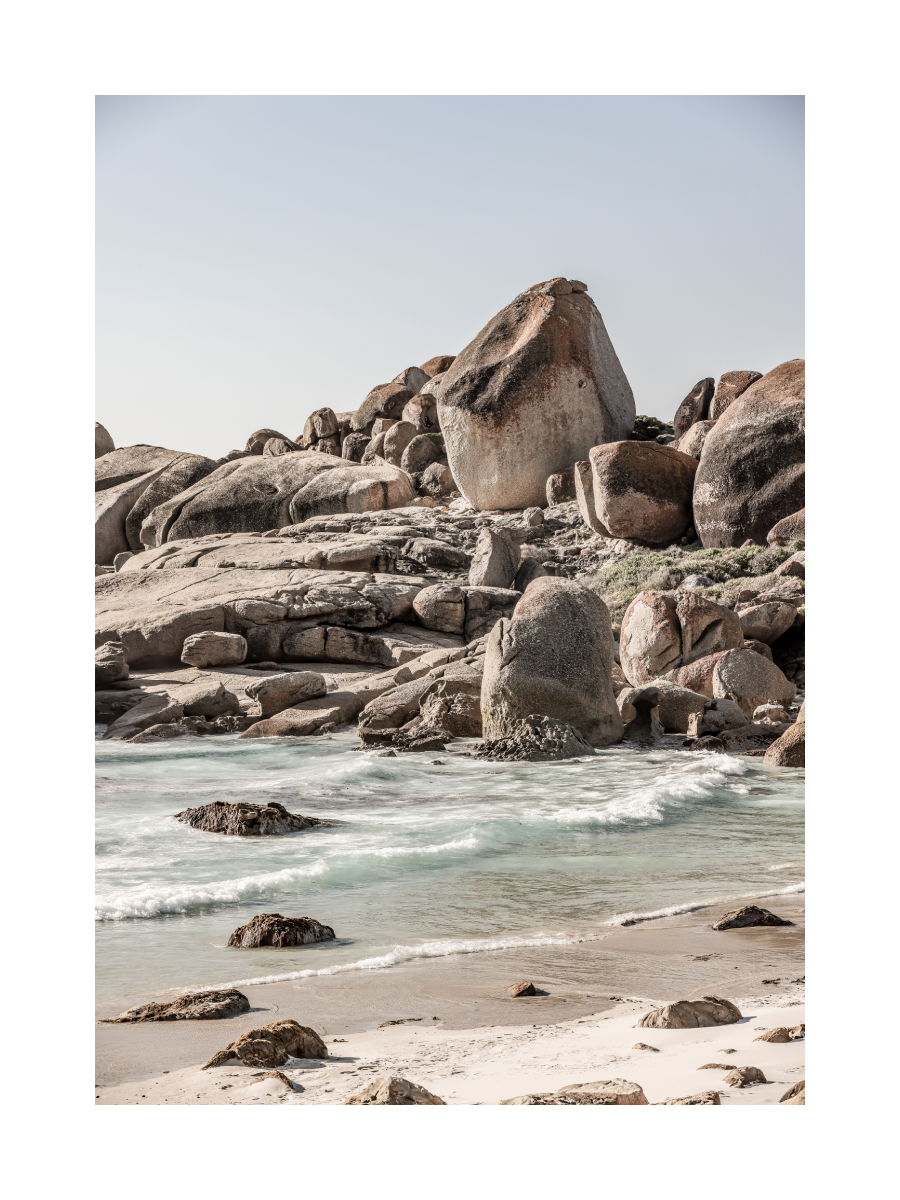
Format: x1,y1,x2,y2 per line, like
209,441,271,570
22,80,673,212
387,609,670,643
96,891,804,1104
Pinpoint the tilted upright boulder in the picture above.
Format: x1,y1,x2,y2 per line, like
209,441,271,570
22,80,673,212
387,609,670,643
436,278,635,510
481,577,623,746
588,441,698,542
672,378,715,440
709,371,762,421
693,360,805,547
95,422,115,457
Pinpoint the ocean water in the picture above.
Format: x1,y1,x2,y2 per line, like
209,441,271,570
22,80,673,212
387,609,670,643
95,732,804,1009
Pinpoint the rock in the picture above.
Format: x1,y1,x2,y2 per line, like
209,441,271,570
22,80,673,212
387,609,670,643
693,360,805,547
513,557,547,592
712,905,793,930
383,421,418,467
620,686,664,744
177,680,241,718
767,509,805,546
723,1066,767,1088
351,383,415,432
507,981,537,997
95,444,185,491
420,354,456,376
96,463,174,563
203,1019,327,1069
656,1091,721,1105
587,441,698,543
174,800,326,836
344,1076,446,1105
628,679,704,733
546,468,576,506
181,631,247,667
753,1027,793,1043
712,647,796,715
95,641,129,686
302,407,339,443
420,461,456,499
227,913,336,947
709,370,762,421
101,989,249,1023
574,459,610,535
244,671,327,717
263,437,300,456
680,573,714,589
687,735,725,753
436,278,635,510
95,422,115,457
502,1079,648,1105
744,639,775,661
418,663,484,737
481,577,622,746
462,586,519,641
752,703,791,723
341,432,370,462
632,1043,660,1052
406,537,469,571
781,1081,806,1103
672,377,715,440
113,551,134,571
468,528,520,588
685,697,748,737
401,434,441,474
392,365,431,394
473,714,596,762
697,1063,735,1070
763,721,805,766
774,550,805,578
246,429,291,454
619,591,742,686
401,393,439,434
103,695,185,740
737,600,797,644
412,584,465,634
676,419,716,460
637,995,742,1029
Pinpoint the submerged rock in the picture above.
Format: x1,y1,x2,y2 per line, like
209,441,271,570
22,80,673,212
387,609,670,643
174,801,328,837
473,714,596,762
203,1019,328,1069
101,989,250,1023
227,913,336,947
344,1076,446,1105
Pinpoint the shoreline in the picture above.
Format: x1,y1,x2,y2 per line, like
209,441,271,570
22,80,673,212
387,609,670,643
96,888,804,1099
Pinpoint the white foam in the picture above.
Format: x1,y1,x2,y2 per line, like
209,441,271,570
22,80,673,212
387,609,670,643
769,862,797,870
606,883,805,926
362,835,478,859
192,930,611,990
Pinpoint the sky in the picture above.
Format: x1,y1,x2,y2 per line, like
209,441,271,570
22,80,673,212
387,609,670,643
96,96,804,460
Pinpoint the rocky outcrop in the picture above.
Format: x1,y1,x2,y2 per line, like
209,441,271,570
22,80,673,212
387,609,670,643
618,678,703,732
767,509,805,546
101,989,249,1023
781,1081,806,1103
712,905,793,930
344,1076,446,1105
203,1019,328,1069
619,591,743,686
95,422,115,457
588,441,698,543
227,913,336,947
95,463,173,564
637,996,742,1029
672,378,715,440
244,670,326,717
468,528,520,588
709,370,762,421
95,641,129,686
174,801,327,836
473,714,596,761
711,647,796,714
764,721,805,766
693,360,805,547
481,578,622,746
502,1080,648,1105
181,631,247,667
436,278,635,510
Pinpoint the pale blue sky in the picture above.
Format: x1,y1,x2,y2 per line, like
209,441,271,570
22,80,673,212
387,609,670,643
96,96,803,459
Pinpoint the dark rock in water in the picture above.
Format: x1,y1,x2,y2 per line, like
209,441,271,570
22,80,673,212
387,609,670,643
621,686,664,745
712,905,793,931
507,981,537,997
203,1018,328,1069
101,989,250,1023
685,735,726,753
359,725,450,753
174,801,328,837
96,641,129,687
473,714,596,762
227,913,336,947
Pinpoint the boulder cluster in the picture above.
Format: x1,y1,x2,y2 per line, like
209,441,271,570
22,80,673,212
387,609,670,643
96,276,805,765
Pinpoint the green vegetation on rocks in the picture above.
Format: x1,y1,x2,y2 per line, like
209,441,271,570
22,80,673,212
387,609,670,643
630,415,674,441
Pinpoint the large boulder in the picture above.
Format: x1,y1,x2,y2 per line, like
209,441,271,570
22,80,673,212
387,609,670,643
693,360,805,547
419,664,484,736
138,453,416,545
174,800,326,836
619,591,743,686
413,584,465,634
676,419,716,460
302,407,339,445
619,678,704,733
474,714,595,761
436,277,635,510
481,577,622,746
737,600,797,644
95,422,115,457
244,671,327,717
420,461,456,499
468,528,520,588
95,641,128,687
709,370,762,421
764,721,805,767
620,686,664,744
546,468,576,506
177,680,241,717
401,393,439,434
401,434,441,474
203,1019,327,1069
588,441,698,542
767,508,805,546
227,913,335,947
263,437,300,456
711,647,796,714
341,432,370,462
672,377,715,440
95,463,173,564
420,354,456,377
637,995,741,1029
463,586,519,641
246,428,292,454
345,1076,446,1105
123,453,219,552
181,631,247,667
101,989,249,1023
383,421,418,467
351,383,414,432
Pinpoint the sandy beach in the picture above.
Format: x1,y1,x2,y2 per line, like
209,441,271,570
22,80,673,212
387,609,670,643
96,889,804,1104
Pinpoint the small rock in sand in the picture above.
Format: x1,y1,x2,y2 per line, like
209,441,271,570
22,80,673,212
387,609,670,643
723,1065,767,1088
638,995,742,1029
780,1080,806,1103
697,1063,736,1070
502,1079,648,1105
632,1043,660,1052
507,981,537,997
754,1024,805,1042
655,1091,721,1105
344,1076,446,1105
203,1019,328,1069
100,988,250,1023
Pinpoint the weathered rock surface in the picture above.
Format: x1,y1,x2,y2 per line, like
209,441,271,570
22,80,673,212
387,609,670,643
176,679,241,717
656,1091,722,1105
513,557,547,593
227,913,336,947
574,459,609,535
507,981,537,997
676,419,716,460
767,508,805,546
400,434,441,475
724,1066,766,1088
473,714,596,761
420,354,456,377
246,429,292,454
174,800,327,836
672,377,715,440
420,461,456,498
103,694,186,740
546,468,576,506
637,995,742,1029
620,686,664,744
302,407,339,445
95,422,115,457
437,278,635,510
481,577,622,746
244,670,326,717
401,393,439,434
588,441,698,543
263,436,300,456
781,1081,806,1103
203,1019,328,1069
754,1025,804,1043
341,432,370,462
693,360,805,547
96,641,129,686
619,591,743,686
618,678,703,732
413,584,465,634
101,989,250,1023
763,720,805,767
712,905,793,930
709,370,762,421
344,1076,446,1105
96,463,173,564
351,383,415,432
502,1079,648,1105
468,528,520,588
382,421,417,467
463,586,519,642
711,647,796,714
181,631,247,667
737,600,797,644
685,697,748,737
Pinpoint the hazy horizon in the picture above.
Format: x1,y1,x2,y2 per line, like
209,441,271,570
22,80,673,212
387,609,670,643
97,96,804,460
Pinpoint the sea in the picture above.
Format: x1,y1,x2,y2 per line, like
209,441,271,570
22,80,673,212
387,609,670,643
95,731,804,1011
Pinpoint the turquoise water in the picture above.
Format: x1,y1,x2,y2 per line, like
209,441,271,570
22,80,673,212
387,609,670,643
95,732,804,1008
